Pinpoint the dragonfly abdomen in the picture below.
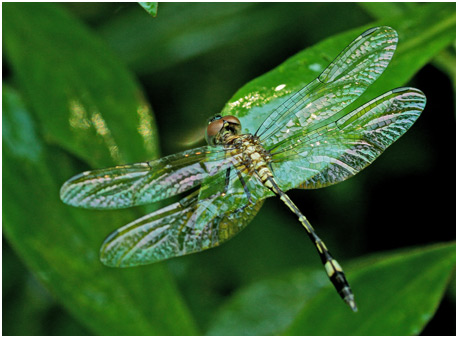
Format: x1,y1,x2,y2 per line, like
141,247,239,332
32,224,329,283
266,175,358,312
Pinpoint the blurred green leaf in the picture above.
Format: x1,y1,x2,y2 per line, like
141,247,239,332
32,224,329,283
3,84,198,335
207,267,328,335
2,1,198,334
97,3,369,76
139,2,158,17
208,242,455,335
431,46,456,90
3,2,159,168
284,242,455,335
3,239,91,335
221,2,455,133
358,2,419,18
358,2,456,90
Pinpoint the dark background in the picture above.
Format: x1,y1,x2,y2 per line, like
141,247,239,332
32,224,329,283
3,3,455,335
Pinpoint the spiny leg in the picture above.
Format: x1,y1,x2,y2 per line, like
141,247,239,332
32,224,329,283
222,167,232,196
268,177,357,312
236,170,252,204
223,166,252,213
223,166,252,203
228,170,254,214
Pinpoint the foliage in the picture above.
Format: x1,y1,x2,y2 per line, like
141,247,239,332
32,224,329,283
3,2,456,335
139,2,158,17
209,243,455,335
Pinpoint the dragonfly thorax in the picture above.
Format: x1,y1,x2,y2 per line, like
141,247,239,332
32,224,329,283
225,134,273,178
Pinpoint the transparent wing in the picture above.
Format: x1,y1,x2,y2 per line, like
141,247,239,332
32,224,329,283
270,88,426,191
100,176,267,267
60,145,231,209
256,26,398,147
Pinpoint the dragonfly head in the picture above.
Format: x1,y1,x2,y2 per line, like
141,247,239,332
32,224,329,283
205,115,241,146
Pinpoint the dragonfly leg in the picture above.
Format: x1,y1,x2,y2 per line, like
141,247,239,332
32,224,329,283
224,170,254,214
178,190,200,208
267,177,357,312
222,167,232,196
236,170,253,204
217,167,253,213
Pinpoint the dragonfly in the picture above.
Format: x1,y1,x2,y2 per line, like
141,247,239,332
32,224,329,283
60,26,426,312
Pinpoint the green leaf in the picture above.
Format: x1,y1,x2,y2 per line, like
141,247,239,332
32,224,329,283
284,242,455,335
221,2,456,133
3,2,159,168
2,2,198,335
207,267,329,335
431,46,456,90
358,3,456,90
139,2,158,17
358,2,419,18
3,84,198,335
208,242,455,335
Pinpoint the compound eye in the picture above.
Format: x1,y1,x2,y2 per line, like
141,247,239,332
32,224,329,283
206,118,224,138
223,115,241,135
208,114,222,124
205,118,224,146
223,115,241,126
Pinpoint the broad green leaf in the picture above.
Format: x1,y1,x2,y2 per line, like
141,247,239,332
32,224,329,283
358,2,456,90
98,3,369,76
221,2,455,134
208,242,455,335
207,267,329,335
431,46,456,90
139,2,158,17
3,84,198,335
358,2,418,18
2,1,198,334
284,242,455,335
3,2,159,168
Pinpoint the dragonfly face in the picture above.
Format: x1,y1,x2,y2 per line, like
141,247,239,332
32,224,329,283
205,114,242,146
60,26,426,312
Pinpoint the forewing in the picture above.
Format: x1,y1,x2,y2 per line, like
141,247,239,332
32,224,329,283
100,188,264,267
60,145,230,209
256,26,398,147
270,88,426,190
